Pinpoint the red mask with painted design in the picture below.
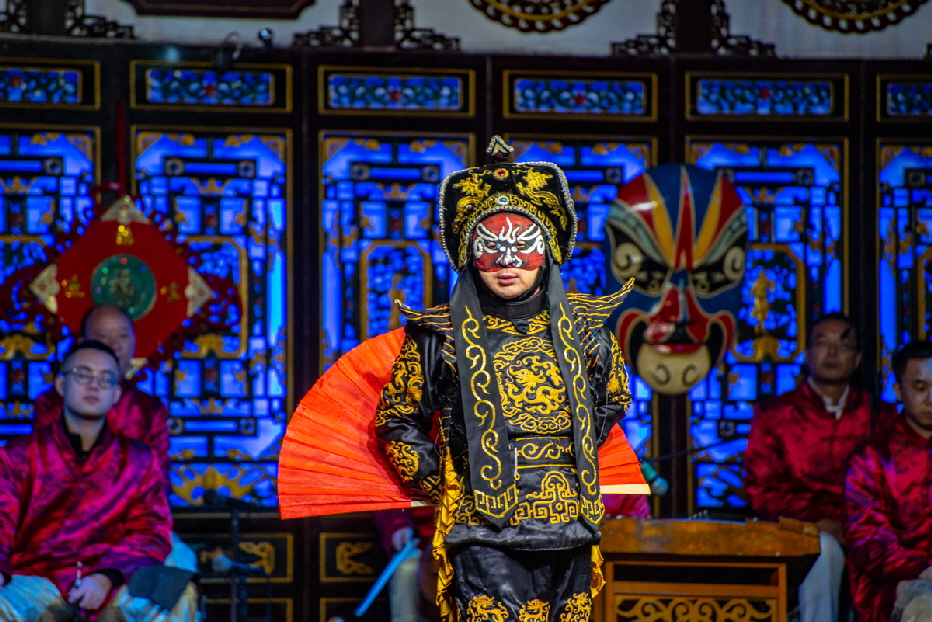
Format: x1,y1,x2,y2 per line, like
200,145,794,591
471,213,546,273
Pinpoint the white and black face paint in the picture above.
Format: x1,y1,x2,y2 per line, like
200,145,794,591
472,213,546,272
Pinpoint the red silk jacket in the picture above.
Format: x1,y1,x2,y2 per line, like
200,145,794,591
0,421,172,597
33,380,171,479
845,417,932,622
744,382,896,523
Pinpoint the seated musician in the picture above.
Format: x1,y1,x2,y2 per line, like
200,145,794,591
33,305,171,483
33,303,196,571
845,340,932,622
744,313,897,622
0,341,192,621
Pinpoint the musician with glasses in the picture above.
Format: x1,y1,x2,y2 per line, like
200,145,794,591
0,340,176,621
33,304,171,486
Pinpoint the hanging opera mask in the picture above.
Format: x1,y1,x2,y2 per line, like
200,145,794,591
603,165,748,395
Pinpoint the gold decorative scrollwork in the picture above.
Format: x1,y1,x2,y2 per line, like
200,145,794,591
615,595,775,622
519,599,550,622
559,592,591,622
493,335,572,434
335,542,373,576
465,595,509,622
240,541,275,575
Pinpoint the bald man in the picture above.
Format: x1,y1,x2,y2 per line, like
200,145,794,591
33,305,170,480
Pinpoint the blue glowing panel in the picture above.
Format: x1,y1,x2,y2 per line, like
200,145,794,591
324,71,467,113
883,81,932,117
145,68,274,106
510,75,649,117
0,128,96,442
514,138,655,463
694,78,835,117
0,68,81,105
688,139,845,512
135,129,288,507
512,138,652,295
877,143,932,400
320,134,470,367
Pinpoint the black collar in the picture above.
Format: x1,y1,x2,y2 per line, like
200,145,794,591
61,414,106,461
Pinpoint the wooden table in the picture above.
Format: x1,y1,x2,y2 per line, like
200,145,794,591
596,517,821,622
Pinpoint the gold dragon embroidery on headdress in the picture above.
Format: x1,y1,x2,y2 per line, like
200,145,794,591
450,167,564,268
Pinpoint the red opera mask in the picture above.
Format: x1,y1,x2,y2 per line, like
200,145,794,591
471,213,546,272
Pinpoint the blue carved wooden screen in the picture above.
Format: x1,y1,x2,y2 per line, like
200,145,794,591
688,139,846,512
0,126,98,437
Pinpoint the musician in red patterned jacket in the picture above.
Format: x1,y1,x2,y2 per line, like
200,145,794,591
845,340,932,622
33,304,171,482
744,313,897,622
0,341,171,620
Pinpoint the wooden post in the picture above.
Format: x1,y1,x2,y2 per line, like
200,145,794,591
26,0,68,36
674,0,714,54
358,0,396,49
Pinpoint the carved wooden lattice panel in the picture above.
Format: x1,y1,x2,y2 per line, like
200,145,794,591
0,125,97,441
877,142,932,399
687,139,847,513
133,128,290,508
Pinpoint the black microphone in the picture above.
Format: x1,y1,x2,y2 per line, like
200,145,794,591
212,555,267,577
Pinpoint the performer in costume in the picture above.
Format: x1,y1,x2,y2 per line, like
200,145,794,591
845,340,932,622
0,340,192,621
375,138,636,622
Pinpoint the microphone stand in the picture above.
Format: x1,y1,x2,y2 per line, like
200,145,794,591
229,503,249,622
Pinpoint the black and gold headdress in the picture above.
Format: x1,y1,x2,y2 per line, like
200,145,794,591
438,137,578,273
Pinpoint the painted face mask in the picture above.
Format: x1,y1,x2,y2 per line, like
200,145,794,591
472,213,546,272
603,165,748,395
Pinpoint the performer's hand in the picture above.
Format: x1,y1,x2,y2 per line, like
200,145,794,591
919,567,932,582
815,518,846,546
391,527,414,551
68,573,112,610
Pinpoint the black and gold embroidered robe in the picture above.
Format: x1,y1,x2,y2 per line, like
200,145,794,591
374,289,631,551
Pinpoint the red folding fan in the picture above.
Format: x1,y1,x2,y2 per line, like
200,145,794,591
278,328,647,519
